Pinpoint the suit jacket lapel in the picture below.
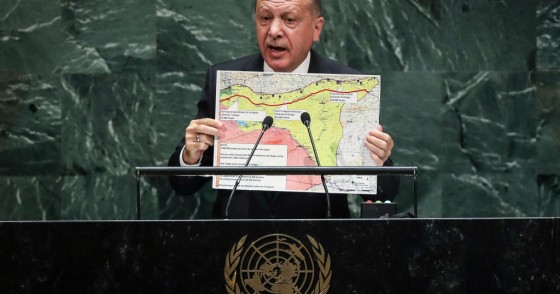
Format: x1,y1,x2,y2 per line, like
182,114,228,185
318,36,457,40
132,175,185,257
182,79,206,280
307,49,323,74
242,54,265,72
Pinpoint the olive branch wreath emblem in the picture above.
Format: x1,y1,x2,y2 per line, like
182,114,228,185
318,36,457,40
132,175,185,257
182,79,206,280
224,234,331,294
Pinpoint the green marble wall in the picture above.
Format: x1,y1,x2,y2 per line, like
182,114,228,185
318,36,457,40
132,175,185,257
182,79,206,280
1,0,558,220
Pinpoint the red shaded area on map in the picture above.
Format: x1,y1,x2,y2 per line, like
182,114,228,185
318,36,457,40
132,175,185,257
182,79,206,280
219,121,321,191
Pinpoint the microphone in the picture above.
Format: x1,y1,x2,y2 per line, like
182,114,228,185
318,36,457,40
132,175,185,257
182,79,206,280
300,112,331,218
224,116,273,218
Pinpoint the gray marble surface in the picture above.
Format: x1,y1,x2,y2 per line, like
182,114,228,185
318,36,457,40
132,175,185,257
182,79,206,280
0,0,559,220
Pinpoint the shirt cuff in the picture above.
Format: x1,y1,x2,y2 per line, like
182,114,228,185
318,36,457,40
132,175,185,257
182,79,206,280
179,145,202,167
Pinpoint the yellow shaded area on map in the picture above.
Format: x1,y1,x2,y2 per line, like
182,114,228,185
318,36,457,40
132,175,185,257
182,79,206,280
219,77,379,166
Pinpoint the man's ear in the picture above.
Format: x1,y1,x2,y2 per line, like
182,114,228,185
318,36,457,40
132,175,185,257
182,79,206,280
313,16,324,42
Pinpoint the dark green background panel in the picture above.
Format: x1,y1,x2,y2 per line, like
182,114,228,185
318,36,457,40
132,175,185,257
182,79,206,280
0,0,558,220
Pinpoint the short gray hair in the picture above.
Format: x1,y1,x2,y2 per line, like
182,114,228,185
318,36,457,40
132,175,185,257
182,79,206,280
254,0,321,16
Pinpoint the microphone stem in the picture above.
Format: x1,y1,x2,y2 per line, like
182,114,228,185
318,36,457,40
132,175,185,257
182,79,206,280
244,125,268,166
225,125,269,218
305,124,331,218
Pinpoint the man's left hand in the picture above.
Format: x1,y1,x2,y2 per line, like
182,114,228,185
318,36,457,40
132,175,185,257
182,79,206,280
364,125,394,166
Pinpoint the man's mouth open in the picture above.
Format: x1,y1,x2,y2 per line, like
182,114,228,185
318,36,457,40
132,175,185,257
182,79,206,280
269,45,287,53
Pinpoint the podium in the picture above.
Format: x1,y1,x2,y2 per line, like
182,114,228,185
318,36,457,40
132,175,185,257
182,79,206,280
1,219,558,292
3,168,555,292
135,166,419,220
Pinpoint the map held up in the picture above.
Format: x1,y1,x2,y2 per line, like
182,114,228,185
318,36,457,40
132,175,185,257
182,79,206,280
213,71,381,195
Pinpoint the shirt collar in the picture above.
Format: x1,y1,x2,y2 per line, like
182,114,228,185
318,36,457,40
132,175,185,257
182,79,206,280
263,52,311,73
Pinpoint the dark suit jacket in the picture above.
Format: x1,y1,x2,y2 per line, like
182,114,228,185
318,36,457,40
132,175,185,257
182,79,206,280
168,51,399,219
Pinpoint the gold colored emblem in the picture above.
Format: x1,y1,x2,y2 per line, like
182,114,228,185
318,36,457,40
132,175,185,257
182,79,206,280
225,234,331,294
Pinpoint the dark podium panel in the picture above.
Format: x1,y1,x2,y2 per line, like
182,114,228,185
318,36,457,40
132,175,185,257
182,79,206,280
1,219,559,293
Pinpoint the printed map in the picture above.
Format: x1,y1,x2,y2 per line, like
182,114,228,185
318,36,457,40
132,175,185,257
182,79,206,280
213,71,381,194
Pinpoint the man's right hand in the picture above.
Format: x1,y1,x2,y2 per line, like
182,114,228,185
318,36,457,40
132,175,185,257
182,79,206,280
183,118,224,165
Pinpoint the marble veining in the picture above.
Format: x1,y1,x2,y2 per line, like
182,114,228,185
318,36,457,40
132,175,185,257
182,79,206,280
0,0,558,220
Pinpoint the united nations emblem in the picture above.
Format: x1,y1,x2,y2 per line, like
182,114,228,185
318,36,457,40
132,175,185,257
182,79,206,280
225,234,331,294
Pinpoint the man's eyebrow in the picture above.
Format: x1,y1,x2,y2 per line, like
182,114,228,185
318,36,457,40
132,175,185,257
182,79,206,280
256,6,271,13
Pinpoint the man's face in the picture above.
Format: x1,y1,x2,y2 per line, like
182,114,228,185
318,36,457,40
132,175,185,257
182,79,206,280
255,0,324,72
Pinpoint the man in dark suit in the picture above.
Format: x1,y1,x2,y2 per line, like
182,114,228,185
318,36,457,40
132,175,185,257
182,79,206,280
168,0,399,219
